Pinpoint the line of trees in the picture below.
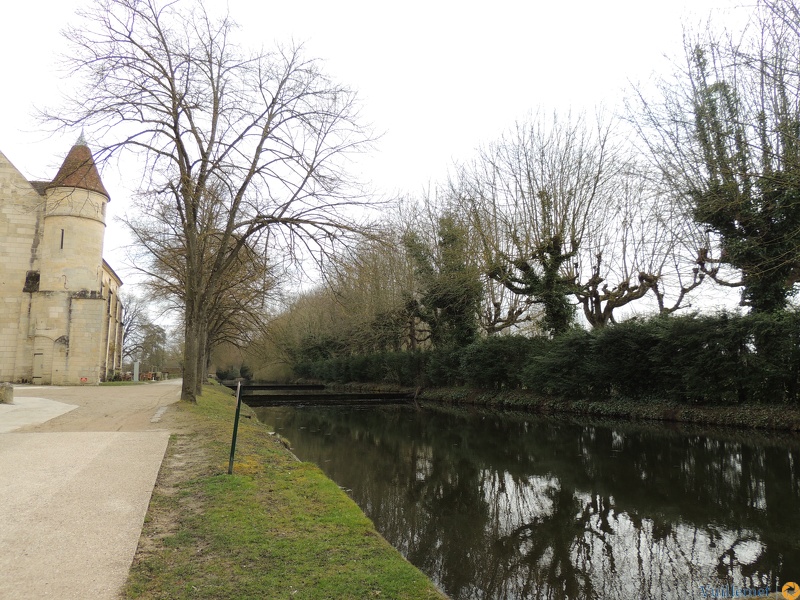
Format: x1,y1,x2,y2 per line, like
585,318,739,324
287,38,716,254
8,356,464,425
254,108,707,368
49,0,800,397
119,291,180,376
256,0,800,393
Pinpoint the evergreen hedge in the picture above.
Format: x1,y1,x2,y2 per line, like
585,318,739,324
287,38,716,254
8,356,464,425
293,311,800,405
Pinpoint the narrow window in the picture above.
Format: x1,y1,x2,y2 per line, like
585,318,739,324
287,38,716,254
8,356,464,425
60,229,65,250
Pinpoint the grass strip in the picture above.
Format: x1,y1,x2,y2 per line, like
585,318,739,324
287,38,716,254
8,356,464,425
124,385,445,599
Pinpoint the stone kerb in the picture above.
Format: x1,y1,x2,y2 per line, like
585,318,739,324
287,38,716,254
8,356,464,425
0,383,13,404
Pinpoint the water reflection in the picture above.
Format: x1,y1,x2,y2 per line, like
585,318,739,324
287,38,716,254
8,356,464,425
253,405,800,599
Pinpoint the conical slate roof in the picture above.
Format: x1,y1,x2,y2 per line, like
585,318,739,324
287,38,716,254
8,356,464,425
46,139,110,200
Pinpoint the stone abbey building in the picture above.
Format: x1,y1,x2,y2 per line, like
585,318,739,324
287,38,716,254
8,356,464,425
0,139,123,384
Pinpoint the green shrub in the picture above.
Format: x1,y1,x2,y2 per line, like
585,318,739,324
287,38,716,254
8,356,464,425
523,328,596,398
459,335,545,389
591,318,661,399
424,348,462,387
289,310,800,405
215,365,239,380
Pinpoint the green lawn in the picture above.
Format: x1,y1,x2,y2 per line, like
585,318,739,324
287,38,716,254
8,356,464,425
124,385,445,599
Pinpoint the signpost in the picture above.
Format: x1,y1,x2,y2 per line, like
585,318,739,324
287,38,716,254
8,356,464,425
227,382,242,475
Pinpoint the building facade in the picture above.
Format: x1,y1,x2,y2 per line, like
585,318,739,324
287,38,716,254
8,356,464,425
0,139,123,384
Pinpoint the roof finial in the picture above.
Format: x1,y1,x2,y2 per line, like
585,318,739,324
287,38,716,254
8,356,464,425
76,129,87,147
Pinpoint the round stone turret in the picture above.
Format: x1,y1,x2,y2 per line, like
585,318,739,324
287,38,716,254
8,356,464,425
38,139,110,292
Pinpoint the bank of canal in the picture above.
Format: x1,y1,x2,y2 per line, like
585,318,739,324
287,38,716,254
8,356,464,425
254,403,800,600
124,385,445,600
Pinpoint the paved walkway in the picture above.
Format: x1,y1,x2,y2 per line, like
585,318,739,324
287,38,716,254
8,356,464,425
0,393,78,433
0,380,181,599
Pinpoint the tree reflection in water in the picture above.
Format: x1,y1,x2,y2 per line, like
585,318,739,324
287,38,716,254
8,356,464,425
253,405,800,600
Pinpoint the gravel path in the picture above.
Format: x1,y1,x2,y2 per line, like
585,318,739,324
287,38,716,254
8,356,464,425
0,380,181,600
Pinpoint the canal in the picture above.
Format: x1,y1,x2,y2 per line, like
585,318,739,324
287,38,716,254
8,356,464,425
252,404,800,599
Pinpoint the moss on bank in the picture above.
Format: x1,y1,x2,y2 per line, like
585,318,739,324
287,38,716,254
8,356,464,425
326,382,800,432
124,385,445,599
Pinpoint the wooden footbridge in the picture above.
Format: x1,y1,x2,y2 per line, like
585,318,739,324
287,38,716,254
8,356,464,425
222,382,413,407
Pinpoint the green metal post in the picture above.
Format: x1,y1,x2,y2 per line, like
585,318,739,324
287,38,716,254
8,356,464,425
227,382,242,475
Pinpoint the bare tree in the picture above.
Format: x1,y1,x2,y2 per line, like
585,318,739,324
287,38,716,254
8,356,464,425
119,290,148,364
327,233,419,352
455,111,704,332
48,0,372,400
573,161,706,323
201,239,280,373
119,290,171,374
454,112,673,333
125,197,281,385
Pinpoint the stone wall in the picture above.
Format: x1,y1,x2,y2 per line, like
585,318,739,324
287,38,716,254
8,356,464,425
65,296,107,384
0,151,41,383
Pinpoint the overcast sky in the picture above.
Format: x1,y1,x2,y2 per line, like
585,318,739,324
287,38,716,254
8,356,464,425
0,0,748,282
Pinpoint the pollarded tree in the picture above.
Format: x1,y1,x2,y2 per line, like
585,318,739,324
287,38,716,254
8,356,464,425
572,161,706,324
456,112,672,334
403,213,483,349
631,0,800,313
48,0,371,401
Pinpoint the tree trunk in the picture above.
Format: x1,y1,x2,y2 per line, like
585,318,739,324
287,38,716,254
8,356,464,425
182,324,199,402
181,293,201,403
195,319,208,397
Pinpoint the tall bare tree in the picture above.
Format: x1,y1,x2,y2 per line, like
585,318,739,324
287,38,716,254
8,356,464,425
49,0,372,400
119,290,148,364
125,196,281,386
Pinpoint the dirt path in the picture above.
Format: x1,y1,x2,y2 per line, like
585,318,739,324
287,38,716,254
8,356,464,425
12,379,183,432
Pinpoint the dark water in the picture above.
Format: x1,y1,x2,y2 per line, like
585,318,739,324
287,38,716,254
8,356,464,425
252,404,800,599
